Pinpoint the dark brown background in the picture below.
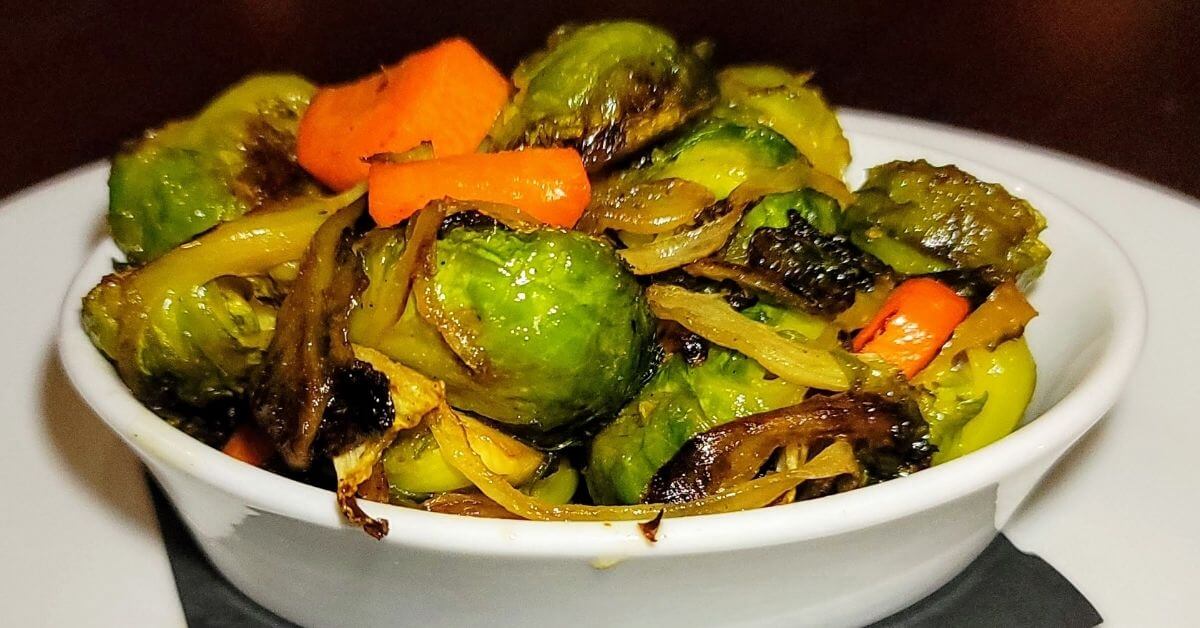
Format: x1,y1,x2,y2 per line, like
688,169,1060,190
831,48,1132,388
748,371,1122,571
2,1,1196,199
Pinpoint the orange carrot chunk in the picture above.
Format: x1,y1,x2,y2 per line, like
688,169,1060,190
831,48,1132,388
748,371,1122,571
221,423,276,467
368,148,591,228
297,38,510,191
852,278,971,378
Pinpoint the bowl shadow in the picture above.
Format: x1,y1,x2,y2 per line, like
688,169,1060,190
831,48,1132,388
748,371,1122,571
38,344,159,533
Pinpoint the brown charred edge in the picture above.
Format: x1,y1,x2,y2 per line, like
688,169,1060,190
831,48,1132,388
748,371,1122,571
638,509,666,543
683,259,816,314
645,394,901,504
249,199,369,470
235,115,316,207
337,482,389,540
356,461,391,503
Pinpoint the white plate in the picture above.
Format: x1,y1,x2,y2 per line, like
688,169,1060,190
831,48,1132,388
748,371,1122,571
2,111,1195,627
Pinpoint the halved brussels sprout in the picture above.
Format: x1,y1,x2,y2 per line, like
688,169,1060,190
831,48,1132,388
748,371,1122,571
918,337,1036,463
725,187,843,264
586,348,808,505
371,223,655,432
109,74,319,263
638,119,799,199
844,160,1051,279
490,21,714,171
714,66,851,180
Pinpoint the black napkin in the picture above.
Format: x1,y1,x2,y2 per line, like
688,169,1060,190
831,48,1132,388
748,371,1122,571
147,480,1100,628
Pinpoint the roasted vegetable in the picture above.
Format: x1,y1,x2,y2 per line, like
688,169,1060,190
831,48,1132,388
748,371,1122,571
83,274,276,407
635,120,799,199
249,199,384,469
587,348,808,505
431,404,859,520
371,222,655,432
844,160,1051,279
383,414,545,496
746,210,887,316
490,21,714,171
82,187,364,410
713,66,851,179
109,74,319,263
646,393,931,503
918,337,1036,463
852,278,970,378
725,187,842,264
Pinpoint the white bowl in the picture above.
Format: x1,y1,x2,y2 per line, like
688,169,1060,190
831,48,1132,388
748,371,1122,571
57,123,1146,628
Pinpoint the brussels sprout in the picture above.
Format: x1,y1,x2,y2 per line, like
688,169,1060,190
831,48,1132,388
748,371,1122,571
82,187,363,411
714,65,852,180
490,21,715,170
725,187,842,264
636,119,798,199
371,223,655,432
586,348,808,505
844,160,1051,279
83,273,277,407
109,74,319,263
918,337,1036,464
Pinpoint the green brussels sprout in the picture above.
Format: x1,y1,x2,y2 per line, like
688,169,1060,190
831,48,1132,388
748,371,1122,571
725,187,842,264
713,66,852,180
490,21,715,170
639,120,799,199
918,337,1036,464
83,273,277,407
586,348,808,505
844,160,1051,279
109,74,319,263
82,187,363,410
372,224,655,432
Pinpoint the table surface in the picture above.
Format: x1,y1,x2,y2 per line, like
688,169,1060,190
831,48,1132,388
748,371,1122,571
2,1,1198,202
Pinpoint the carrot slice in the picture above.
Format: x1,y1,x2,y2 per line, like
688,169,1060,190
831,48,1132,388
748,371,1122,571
852,278,971,378
221,423,276,467
368,148,591,228
297,38,510,191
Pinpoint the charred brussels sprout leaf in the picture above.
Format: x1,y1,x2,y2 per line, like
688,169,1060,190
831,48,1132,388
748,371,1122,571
747,211,887,316
714,66,851,180
109,74,319,263
372,224,655,433
250,199,398,470
844,160,1051,279
725,187,842,264
586,348,808,505
490,21,715,170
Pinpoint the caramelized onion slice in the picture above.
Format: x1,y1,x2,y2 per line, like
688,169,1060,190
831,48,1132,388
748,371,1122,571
619,206,744,275
350,204,444,345
428,406,858,521
646,284,852,391
646,394,904,503
578,177,714,235
683,259,814,313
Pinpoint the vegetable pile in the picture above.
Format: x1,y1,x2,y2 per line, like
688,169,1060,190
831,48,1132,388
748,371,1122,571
82,21,1049,538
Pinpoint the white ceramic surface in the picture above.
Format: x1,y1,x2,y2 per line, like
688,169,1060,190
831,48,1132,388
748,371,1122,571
11,111,1197,627
51,117,1144,628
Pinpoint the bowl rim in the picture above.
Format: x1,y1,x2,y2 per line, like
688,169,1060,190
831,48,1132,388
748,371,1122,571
55,120,1147,559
